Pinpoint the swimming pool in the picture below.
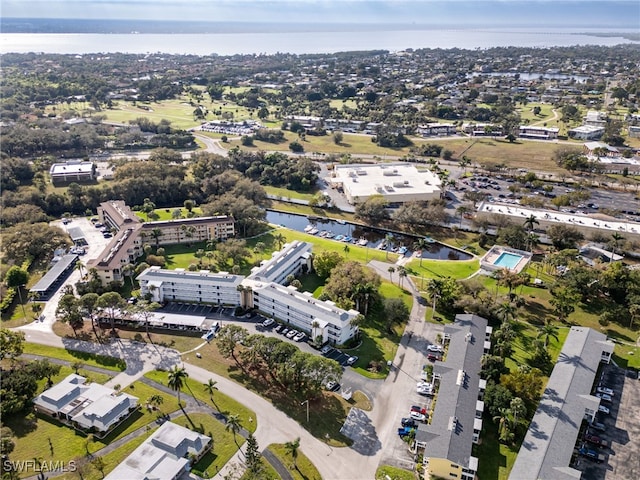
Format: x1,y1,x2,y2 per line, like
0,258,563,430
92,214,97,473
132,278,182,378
493,252,523,269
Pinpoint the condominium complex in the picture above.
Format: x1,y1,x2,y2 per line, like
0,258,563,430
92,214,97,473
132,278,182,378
509,327,614,480
88,201,234,284
416,314,492,480
137,240,360,345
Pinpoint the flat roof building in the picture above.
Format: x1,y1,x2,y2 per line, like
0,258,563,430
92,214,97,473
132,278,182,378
509,327,614,480
519,126,559,140
332,163,441,205
248,241,313,284
415,314,491,480
105,421,211,480
568,125,604,141
49,160,95,185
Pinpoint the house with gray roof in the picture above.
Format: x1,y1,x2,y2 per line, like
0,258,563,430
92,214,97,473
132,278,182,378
105,421,211,480
508,326,614,480
33,374,138,435
415,314,491,480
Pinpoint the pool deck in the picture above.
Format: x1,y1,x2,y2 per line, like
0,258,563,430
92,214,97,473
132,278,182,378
480,245,531,274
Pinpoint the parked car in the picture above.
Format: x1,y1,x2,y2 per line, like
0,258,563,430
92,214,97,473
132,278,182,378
286,329,298,339
585,433,610,448
410,411,427,422
427,353,439,362
262,318,275,328
591,421,607,432
274,324,283,333
578,447,606,463
595,393,613,403
326,381,340,392
596,387,614,396
598,405,610,415
201,330,216,342
401,418,417,428
397,427,415,437
281,328,289,336
294,332,306,342
321,345,332,355
411,405,427,414
346,356,359,366
103,232,113,238
427,344,443,353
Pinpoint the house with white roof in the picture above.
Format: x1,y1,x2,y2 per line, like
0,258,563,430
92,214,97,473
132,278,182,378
33,374,138,435
105,421,211,480
49,160,96,185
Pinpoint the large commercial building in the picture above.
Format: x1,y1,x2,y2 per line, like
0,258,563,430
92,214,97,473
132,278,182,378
415,314,491,480
518,126,559,140
331,163,441,205
509,327,614,480
136,241,360,345
33,374,138,436
49,160,96,185
105,421,211,480
88,201,235,284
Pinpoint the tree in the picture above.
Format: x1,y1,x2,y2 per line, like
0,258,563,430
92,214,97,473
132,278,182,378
398,266,408,289
225,413,242,446
150,228,163,248
203,378,219,407
510,397,527,427
56,293,84,336
90,456,106,478
80,292,100,338
523,214,539,234
289,140,304,153
149,394,164,412
387,266,395,283
549,286,580,322
537,322,559,347
167,365,189,406
274,233,286,250
0,328,25,362
71,361,85,374
217,325,249,366
493,407,514,444
354,195,389,223
284,437,301,470
129,299,161,337
333,131,343,145
413,238,429,267
383,298,410,333
610,232,624,259
322,261,381,312
547,224,584,250
96,292,126,331
245,433,263,476
313,251,343,279
5,266,29,289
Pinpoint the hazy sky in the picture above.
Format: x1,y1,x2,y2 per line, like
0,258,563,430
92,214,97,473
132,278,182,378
2,0,639,26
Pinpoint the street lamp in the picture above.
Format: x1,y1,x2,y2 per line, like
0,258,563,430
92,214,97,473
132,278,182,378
301,400,309,423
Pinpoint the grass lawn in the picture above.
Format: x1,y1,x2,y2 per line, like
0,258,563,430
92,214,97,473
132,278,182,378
264,185,318,202
375,465,416,480
406,258,480,289
22,343,126,371
183,412,247,478
348,280,413,378
144,370,257,434
240,457,281,480
268,443,322,480
474,421,520,480
141,206,204,221
517,103,557,124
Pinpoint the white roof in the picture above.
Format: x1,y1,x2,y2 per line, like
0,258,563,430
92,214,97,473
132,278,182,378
333,163,441,200
50,161,94,175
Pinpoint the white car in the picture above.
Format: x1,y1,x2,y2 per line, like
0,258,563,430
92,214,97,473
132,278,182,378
596,387,614,396
427,344,443,353
417,386,434,396
294,332,306,342
321,345,332,355
286,329,298,339
598,405,610,415
416,382,433,389
410,411,427,422
262,318,275,328
595,393,613,403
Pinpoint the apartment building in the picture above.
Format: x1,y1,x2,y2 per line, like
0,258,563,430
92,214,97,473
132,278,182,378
137,267,243,306
415,314,491,480
518,126,559,140
49,160,96,185
416,123,457,137
509,327,614,480
89,201,235,284
135,241,360,345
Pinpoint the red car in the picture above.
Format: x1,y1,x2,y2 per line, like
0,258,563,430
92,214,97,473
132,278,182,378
427,353,438,362
410,405,427,415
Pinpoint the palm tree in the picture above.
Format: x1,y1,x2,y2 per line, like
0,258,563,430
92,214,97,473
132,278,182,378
384,233,394,260
456,205,470,228
398,266,408,289
459,155,472,173
150,228,163,248
274,232,286,250
413,238,428,267
493,408,514,444
387,266,395,283
75,260,86,279
610,232,624,261
225,413,242,446
537,322,559,347
284,437,301,470
121,263,136,288
510,397,527,427
203,379,219,407
523,214,539,233
167,365,189,406
149,394,164,412
496,301,517,325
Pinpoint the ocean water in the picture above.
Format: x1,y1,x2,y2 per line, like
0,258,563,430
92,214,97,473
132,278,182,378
1,28,638,55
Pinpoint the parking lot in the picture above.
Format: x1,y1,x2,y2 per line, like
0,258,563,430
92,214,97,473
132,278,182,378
570,363,640,480
321,346,355,367
163,302,213,316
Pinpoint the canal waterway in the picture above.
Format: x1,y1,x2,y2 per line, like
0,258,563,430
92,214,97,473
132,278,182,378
266,210,473,261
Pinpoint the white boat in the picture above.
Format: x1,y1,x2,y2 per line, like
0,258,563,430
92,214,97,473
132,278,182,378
304,224,314,233
325,231,335,239
309,228,319,235
336,219,346,225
